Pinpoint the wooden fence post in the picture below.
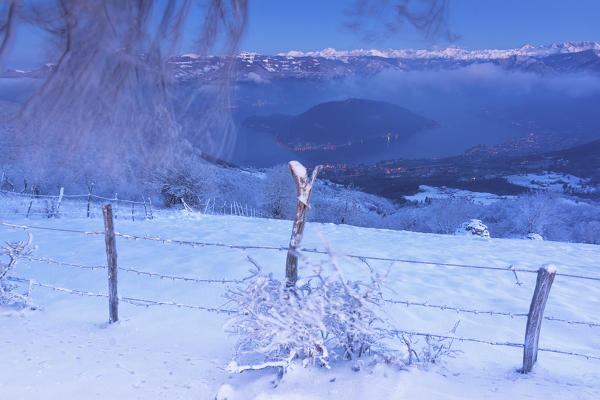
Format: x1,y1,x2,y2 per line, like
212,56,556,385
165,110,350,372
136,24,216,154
521,264,557,373
285,161,322,285
87,183,94,218
102,204,119,324
54,187,64,217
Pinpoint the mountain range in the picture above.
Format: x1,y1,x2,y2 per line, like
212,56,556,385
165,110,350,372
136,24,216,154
3,42,600,81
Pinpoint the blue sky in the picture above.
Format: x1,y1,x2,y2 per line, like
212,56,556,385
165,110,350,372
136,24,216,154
239,0,600,53
6,0,600,68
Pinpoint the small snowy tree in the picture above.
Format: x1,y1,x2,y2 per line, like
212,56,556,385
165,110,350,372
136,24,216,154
0,233,35,308
261,164,296,219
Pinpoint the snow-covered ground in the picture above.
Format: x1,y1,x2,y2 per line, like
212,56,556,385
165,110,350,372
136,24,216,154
506,172,596,193
404,185,512,205
1,206,600,399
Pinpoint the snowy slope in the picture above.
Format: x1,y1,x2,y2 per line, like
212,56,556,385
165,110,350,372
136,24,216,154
1,208,600,399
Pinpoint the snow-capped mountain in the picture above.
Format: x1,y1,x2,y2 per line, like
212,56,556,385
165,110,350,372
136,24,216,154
169,41,600,82
3,42,600,81
277,41,600,60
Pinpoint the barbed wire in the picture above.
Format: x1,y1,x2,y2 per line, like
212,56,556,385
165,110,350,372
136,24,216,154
21,255,255,284
3,222,600,282
0,189,146,203
110,231,600,282
384,298,529,318
383,298,600,328
23,255,106,270
9,276,235,314
1,222,104,235
386,329,600,361
7,275,599,360
118,297,236,314
15,253,600,327
117,265,255,284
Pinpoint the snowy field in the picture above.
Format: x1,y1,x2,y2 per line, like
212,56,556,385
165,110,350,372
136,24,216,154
1,204,600,399
506,173,595,193
404,184,512,205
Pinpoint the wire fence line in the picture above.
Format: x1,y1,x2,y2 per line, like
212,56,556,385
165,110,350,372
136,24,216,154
21,255,257,284
1,188,265,219
0,188,147,204
382,298,600,328
8,275,600,362
384,329,600,361
8,276,236,314
3,221,600,364
12,254,600,329
3,221,600,283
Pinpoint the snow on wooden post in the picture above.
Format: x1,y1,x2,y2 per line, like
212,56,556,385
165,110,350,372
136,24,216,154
285,161,322,286
102,204,119,324
55,187,64,217
521,264,557,373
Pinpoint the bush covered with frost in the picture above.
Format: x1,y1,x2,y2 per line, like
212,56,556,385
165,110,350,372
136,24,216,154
455,219,490,238
224,254,391,373
0,233,35,308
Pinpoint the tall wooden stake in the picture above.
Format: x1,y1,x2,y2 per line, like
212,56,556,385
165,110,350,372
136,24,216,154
103,204,119,324
87,183,94,218
286,161,322,285
521,264,557,373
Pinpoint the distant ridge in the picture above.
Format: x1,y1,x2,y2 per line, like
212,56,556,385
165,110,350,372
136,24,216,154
4,42,599,80
275,41,600,60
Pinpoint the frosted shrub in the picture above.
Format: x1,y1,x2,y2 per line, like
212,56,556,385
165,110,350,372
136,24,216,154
0,233,35,308
156,162,218,207
225,254,390,373
455,219,490,238
261,164,296,219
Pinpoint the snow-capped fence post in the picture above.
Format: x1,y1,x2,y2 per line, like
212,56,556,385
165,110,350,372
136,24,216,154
521,264,557,373
285,161,322,285
54,187,64,217
148,197,154,220
102,204,119,324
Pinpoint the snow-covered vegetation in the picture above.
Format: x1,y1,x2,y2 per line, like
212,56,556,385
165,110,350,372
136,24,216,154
225,253,390,373
0,232,34,308
3,163,600,244
0,208,599,399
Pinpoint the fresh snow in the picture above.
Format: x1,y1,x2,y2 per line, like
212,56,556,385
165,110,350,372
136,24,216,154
506,172,595,193
1,207,600,399
404,184,511,205
277,41,600,61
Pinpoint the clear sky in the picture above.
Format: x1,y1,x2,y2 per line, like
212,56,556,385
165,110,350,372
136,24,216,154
5,0,600,68
239,0,600,53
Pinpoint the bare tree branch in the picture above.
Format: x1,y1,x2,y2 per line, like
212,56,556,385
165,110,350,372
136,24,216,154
4,0,248,191
0,0,17,66
345,0,457,44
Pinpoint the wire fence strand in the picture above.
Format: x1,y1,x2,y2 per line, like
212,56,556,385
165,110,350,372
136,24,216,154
21,255,255,284
9,277,235,314
386,329,600,361
383,298,600,328
3,221,600,283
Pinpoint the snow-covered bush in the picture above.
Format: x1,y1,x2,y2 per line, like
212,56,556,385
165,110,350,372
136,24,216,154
0,233,35,308
260,164,297,219
155,161,220,207
455,219,490,238
526,233,543,241
225,254,391,373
